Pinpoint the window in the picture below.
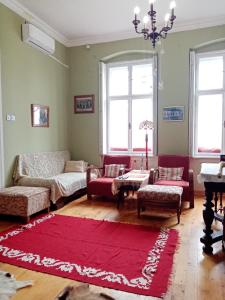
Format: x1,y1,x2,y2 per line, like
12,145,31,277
101,58,157,155
191,51,225,157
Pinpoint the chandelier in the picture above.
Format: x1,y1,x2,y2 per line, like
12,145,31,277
132,0,176,48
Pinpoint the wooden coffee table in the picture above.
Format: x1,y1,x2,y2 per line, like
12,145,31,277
112,170,149,208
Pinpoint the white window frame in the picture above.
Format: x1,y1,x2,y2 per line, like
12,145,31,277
100,57,157,156
190,50,225,158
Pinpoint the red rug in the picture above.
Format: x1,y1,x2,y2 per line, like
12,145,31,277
0,214,178,298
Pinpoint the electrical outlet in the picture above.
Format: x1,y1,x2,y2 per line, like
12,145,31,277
6,114,11,121
11,115,16,121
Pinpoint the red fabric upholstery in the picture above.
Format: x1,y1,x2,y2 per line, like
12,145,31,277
87,178,114,197
87,155,131,199
154,155,194,208
158,155,189,181
102,155,131,175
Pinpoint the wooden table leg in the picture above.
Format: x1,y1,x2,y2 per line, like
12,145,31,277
200,185,214,254
117,188,124,209
223,207,225,252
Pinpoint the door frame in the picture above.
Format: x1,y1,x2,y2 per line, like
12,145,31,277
0,52,5,187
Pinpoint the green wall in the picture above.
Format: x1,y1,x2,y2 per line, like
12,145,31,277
0,1,225,186
0,4,70,185
69,25,225,165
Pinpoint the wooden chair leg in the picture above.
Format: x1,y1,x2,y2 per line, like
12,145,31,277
177,207,180,224
87,194,92,200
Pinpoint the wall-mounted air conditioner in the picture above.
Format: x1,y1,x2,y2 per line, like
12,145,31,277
22,23,55,55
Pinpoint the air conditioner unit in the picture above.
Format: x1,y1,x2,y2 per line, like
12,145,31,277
22,23,55,55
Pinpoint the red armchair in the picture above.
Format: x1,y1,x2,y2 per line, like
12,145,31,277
87,155,131,200
150,155,194,208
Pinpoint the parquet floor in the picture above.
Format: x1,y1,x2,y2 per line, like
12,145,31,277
0,195,225,300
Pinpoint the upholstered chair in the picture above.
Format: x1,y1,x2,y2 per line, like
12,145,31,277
150,155,194,208
87,155,131,200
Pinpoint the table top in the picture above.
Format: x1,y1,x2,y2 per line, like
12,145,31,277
112,170,149,195
114,170,149,183
198,163,225,183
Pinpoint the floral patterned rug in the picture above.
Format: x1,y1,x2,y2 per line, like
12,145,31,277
0,214,178,298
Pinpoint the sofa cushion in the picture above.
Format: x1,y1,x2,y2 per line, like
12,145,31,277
14,151,70,180
64,160,88,173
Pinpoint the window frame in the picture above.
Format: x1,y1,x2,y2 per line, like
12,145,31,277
190,50,225,158
101,57,157,156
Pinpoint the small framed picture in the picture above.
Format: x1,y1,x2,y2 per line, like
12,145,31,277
163,106,184,121
74,95,95,113
31,104,49,127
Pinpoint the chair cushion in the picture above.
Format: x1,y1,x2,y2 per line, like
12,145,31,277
87,177,114,196
158,155,189,181
104,164,124,178
158,167,184,180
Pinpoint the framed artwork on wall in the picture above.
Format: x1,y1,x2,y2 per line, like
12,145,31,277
163,106,184,121
31,104,49,127
74,95,95,113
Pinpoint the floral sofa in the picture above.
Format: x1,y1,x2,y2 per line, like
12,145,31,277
13,150,88,204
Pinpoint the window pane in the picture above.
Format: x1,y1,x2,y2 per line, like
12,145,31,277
198,56,223,90
197,94,222,154
132,64,153,95
132,98,153,152
109,100,128,151
109,66,128,96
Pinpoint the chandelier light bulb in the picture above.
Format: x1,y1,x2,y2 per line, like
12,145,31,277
170,1,176,9
134,6,140,15
143,15,149,24
164,13,170,22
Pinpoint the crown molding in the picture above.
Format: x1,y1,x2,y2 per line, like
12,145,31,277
172,15,225,34
67,15,225,47
1,0,225,48
0,0,69,46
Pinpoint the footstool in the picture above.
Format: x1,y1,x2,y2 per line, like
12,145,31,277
0,186,50,222
137,185,183,224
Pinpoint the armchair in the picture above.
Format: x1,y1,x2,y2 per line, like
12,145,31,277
150,155,194,208
87,155,131,200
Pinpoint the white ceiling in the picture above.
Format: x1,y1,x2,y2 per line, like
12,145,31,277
2,0,225,46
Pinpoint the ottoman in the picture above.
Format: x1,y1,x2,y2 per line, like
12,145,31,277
137,185,183,224
0,186,50,222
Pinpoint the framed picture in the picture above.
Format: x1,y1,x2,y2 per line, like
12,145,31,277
74,95,94,113
163,106,184,121
31,104,49,127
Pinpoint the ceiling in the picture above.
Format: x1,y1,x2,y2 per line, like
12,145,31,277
2,0,225,46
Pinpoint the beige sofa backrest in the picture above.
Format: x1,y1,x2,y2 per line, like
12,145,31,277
14,150,70,181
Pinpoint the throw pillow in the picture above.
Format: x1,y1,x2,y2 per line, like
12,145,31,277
64,160,88,173
104,164,125,178
158,166,184,181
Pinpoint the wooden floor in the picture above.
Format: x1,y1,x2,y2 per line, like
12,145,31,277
0,195,225,300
